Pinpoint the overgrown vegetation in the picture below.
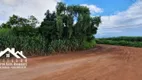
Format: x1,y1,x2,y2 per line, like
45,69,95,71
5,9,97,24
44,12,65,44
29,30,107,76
0,28,46,56
0,2,101,56
96,36,142,47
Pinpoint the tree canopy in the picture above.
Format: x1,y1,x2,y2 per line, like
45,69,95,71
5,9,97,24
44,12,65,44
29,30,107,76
40,2,101,41
0,15,39,28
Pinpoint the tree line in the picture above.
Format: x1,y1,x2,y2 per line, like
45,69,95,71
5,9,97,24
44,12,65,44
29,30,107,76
0,2,101,56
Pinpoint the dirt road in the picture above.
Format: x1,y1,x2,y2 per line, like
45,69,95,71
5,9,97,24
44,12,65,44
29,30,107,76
0,44,142,80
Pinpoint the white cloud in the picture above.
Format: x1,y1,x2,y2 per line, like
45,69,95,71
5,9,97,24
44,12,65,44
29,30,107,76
97,0,142,37
1,0,18,6
81,4,103,13
0,0,61,24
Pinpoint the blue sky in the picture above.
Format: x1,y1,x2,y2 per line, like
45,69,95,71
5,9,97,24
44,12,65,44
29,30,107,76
64,0,135,16
64,0,142,38
0,0,142,38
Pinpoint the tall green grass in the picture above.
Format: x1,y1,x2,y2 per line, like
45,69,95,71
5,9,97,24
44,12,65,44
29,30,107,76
48,39,96,53
0,28,46,56
96,36,142,47
0,28,96,56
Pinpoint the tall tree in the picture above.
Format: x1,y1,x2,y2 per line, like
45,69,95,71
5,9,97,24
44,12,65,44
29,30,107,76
40,2,101,42
40,10,57,40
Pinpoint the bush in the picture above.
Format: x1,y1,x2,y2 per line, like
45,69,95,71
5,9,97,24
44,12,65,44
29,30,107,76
81,40,96,49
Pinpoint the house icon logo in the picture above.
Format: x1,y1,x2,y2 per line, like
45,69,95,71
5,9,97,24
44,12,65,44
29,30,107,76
0,48,26,59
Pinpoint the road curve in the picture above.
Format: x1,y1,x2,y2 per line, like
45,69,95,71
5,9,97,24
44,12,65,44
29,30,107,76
0,44,142,80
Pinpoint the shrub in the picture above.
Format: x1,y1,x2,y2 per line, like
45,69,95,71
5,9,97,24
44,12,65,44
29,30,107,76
81,40,96,49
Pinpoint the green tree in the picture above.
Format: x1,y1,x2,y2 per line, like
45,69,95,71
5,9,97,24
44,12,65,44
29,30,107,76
0,15,38,28
28,15,39,28
40,2,101,41
40,10,57,40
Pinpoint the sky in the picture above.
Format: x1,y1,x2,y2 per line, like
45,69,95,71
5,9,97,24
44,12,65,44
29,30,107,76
0,0,142,38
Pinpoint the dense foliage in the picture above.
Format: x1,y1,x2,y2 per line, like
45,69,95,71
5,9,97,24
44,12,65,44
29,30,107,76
40,2,101,41
96,36,142,47
0,2,101,56
0,28,46,56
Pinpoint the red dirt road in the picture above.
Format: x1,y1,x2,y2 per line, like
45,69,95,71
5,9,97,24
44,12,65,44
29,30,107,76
0,44,142,80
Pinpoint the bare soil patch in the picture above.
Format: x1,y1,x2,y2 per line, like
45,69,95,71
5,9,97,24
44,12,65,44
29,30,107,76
0,44,142,80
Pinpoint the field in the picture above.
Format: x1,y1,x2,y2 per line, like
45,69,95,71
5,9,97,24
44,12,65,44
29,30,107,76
96,36,142,47
0,44,142,80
